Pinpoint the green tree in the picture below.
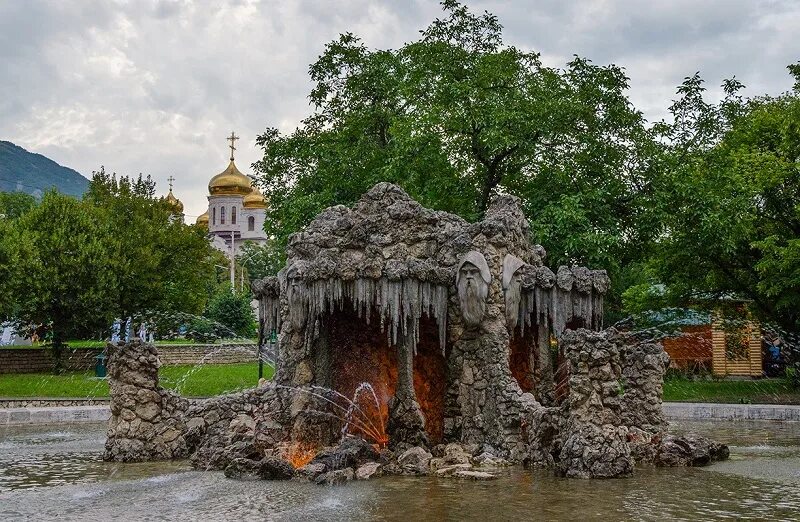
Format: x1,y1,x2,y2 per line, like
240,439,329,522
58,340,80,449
0,219,24,320
648,67,800,331
12,191,116,369
85,169,217,321
204,286,257,338
237,241,282,280
0,192,37,318
254,0,657,319
0,191,36,219
8,172,219,370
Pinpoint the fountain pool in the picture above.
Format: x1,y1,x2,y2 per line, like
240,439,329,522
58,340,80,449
2,420,799,520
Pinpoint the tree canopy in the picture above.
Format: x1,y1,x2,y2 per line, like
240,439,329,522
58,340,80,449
11,191,117,363
254,0,658,319
253,1,799,333
2,171,220,365
635,69,800,331
0,191,36,219
204,285,257,338
84,169,216,321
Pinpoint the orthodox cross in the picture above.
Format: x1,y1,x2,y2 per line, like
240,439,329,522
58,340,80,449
167,175,175,191
227,131,239,161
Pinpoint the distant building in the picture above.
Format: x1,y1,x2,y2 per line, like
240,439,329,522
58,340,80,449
193,132,268,256
657,304,764,377
164,175,185,224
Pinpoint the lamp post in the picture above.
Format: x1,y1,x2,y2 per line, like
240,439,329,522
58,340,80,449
236,251,260,292
257,317,264,380
229,231,236,291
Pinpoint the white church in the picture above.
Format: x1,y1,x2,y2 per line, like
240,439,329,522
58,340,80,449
167,133,269,256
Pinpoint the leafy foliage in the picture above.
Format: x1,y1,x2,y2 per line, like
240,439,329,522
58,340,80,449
3,171,219,369
237,241,283,280
650,69,800,331
84,168,217,320
253,1,658,319
11,191,117,367
204,286,257,338
0,191,36,219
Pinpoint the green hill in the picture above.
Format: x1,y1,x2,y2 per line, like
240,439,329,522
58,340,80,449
0,141,89,197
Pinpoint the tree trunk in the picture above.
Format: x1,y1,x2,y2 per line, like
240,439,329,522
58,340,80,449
477,173,494,215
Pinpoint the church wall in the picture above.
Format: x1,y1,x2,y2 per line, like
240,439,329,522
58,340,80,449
208,195,245,236
240,207,267,241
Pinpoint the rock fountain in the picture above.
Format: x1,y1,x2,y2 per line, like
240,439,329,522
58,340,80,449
104,183,728,482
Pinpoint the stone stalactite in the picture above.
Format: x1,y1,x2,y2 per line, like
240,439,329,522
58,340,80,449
260,275,449,356
517,265,610,340
387,315,428,446
535,320,554,405
253,276,281,341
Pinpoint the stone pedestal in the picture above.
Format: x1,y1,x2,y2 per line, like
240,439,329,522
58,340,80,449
556,329,633,478
104,340,189,462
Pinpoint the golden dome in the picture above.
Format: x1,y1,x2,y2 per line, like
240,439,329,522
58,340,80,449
165,189,184,213
195,211,209,228
208,160,252,196
243,185,267,209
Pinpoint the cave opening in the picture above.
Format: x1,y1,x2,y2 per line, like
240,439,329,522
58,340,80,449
510,328,535,394
327,306,397,445
412,315,446,444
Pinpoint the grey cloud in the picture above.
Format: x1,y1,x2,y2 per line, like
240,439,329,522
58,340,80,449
1,0,798,219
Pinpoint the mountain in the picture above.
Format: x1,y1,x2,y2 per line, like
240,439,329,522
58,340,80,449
0,141,89,198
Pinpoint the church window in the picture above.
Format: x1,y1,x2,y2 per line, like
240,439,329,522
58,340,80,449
221,206,226,224
231,206,237,224
212,207,216,225
248,216,255,231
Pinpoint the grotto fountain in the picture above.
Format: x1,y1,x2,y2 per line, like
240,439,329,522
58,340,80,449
103,183,729,482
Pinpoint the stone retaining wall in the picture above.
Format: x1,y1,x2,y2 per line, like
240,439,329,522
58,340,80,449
0,347,100,374
157,344,257,365
664,402,800,422
0,343,257,374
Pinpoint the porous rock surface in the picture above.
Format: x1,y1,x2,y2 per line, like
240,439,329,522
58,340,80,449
104,183,728,481
104,340,189,462
253,183,610,459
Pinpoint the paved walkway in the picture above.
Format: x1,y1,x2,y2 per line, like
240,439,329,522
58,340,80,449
663,402,800,422
2,401,799,426
0,405,110,426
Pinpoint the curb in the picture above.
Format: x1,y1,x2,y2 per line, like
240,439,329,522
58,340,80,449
664,402,800,422
0,405,110,426
3,402,799,426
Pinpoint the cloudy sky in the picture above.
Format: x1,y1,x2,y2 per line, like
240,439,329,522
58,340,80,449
1,0,798,220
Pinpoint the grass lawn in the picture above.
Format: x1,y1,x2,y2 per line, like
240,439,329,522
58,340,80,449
4,365,797,404
0,363,273,398
663,377,800,404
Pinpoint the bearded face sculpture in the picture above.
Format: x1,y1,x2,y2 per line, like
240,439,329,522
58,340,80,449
502,254,525,332
284,263,308,331
456,251,491,327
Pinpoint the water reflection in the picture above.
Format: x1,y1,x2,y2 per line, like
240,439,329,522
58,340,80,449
1,421,800,521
